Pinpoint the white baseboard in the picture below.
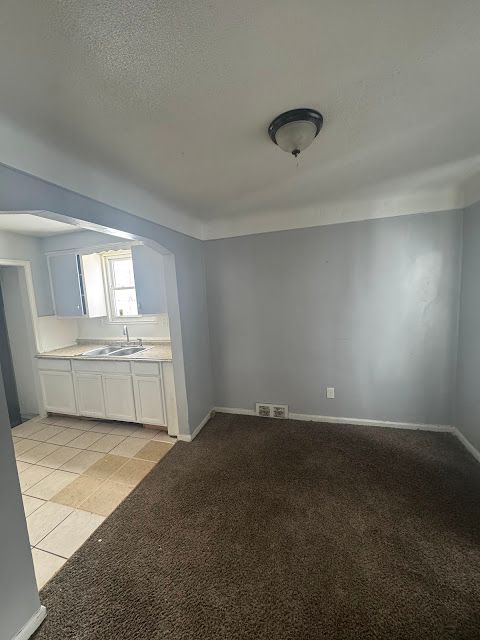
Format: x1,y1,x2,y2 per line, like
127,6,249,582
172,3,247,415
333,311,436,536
289,412,454,432
177,409,214,442
453,427,480,463
215,406,255,416
12,606,46,640
214,406,453,432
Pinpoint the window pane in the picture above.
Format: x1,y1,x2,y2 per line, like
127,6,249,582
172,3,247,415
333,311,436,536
113,288,138,317
112,257,135,288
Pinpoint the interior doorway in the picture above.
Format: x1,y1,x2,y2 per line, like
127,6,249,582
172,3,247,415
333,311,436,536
0,209,186,592
0,278,21,426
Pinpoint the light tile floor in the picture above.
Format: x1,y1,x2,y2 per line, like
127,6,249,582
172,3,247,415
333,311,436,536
10,415,175,589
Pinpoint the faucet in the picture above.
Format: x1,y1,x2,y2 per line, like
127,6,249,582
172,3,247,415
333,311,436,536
122,324,130,344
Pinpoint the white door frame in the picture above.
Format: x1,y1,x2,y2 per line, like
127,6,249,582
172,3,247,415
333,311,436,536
0,258,46,418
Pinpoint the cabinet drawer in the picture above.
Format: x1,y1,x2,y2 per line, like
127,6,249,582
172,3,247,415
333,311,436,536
72,359,131,374
37,358,72,372
131,361,160,376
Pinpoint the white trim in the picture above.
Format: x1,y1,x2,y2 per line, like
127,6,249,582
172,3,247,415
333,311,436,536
453,427,480,464
214,406,453,432
11,606,46,640
177,409,213,442
0,259,46,417
203,189,463,240
215,406,256,416
45,241,142,258
289,413,453,432
103,250,139,321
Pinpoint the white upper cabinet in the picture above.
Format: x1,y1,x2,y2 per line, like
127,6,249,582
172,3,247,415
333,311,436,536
81,253,108,317
131,245,168,315
48,253,84,317
48,252,107,318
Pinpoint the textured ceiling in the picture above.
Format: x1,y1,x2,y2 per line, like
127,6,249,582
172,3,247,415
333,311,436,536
1,1,480,235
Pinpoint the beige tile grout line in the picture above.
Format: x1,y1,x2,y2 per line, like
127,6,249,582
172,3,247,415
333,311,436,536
28,507,73,549
32,547,69,561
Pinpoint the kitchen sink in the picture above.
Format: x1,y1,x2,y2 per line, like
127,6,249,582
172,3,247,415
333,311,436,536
82,345,124,357
111,346,147,356
82,345,148,357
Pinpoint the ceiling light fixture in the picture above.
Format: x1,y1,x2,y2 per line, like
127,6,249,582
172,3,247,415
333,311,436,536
268,108,324,157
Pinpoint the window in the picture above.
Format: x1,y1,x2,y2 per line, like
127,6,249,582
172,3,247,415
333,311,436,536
104,251,139,319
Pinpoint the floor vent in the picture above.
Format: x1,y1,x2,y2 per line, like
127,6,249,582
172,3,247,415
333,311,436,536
255,403,289,419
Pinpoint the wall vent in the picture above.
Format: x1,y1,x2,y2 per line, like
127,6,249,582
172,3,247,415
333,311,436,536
256,403,289,419
256,403,272,417
272,404,289,419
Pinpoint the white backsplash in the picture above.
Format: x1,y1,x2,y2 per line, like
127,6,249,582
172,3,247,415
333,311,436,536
36,313,170,353
36,315,79,352
76,314,170,341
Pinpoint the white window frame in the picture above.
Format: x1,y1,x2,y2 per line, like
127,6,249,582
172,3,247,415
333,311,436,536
103,250,140,321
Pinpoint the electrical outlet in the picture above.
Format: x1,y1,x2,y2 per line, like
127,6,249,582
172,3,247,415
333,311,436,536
326,387,335,399
256,403,272,417
272,404,289,419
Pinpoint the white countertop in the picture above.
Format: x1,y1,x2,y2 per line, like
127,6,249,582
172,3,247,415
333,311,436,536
36,341,173,362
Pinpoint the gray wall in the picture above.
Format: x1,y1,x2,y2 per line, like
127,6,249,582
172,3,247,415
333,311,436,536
0,367,41,639
456,201,480,449
0,230,53,316
206,211,462,425
0,164,214,434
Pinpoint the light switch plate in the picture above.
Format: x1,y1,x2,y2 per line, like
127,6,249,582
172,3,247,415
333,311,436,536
326,387,335,399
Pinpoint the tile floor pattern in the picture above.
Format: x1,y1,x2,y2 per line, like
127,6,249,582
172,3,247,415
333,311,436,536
11,415,175,589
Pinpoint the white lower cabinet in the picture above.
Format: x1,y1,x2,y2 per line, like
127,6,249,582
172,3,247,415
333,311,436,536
39,370,77,415
102,374,137,422
74,373,106,419
38,357,177,433
133,375,166,426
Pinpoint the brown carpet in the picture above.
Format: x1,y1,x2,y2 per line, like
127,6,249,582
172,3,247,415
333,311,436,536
34,413,480,639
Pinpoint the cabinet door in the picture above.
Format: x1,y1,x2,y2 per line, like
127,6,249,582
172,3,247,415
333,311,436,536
39,370,77,414
133,375,166,426
103,374,136,422
131,245,167,315
48,253,85,317
74,373,106,418
80,254,107,318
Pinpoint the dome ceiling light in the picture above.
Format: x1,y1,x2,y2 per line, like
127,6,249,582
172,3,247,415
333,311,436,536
268,108,324,158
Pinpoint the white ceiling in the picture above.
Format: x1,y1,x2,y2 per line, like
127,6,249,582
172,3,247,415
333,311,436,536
1,1,480,239
0,213,77,237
